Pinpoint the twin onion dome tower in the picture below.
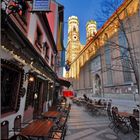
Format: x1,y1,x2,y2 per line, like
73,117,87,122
66,16,97,65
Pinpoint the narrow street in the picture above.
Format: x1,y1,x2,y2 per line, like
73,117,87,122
66,99,137,140
1,0,140,139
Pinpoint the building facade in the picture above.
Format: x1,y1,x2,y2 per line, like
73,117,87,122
66,0,140,98
1,0,70,133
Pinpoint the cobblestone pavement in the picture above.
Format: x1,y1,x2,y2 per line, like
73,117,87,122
65,102,137,140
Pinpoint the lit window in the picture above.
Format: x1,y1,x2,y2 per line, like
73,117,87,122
1,59,24,114
35,25,43,50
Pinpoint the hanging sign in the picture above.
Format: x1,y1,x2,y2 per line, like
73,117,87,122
65,64,70,71
32,0,51,11
65,60,70,71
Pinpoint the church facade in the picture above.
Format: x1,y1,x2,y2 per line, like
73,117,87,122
66,16,97,78
66,0,140,99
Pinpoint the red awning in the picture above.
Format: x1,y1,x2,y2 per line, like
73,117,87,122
63,90,73,97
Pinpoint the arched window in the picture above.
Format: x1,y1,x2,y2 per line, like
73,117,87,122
94,42,97,46
104,33,108,41
73,26,76,32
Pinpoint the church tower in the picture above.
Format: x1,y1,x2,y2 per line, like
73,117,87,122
66,16,83,64
86,20,97,42
68,16,79,43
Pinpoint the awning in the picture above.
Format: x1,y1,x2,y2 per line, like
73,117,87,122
63,90,74,97
58,78,71,88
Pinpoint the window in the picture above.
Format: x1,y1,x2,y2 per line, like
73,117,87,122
48,83,53,101
43,81,48,102
104,33,108,41
105,45,113,85
43,42,49,61
19,1,28,24
20,8,28,24
118,30,132,82
90,56,101,72
1,59,24,114
51,54,54,66
45,47,49,60
73,26,76,32
35,25,43,50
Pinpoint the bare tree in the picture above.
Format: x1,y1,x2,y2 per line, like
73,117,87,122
95,0,140,94
95,0,123,28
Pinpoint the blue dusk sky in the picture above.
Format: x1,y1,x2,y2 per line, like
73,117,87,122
56,0,122,48
56,0,106,48
56,0,104,48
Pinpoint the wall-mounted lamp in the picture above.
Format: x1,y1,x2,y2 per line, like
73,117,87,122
34,93,38,99
25,72,34,82
29,76,34,82
49,82,53,88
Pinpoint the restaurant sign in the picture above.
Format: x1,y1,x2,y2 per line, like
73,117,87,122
33,0,51,11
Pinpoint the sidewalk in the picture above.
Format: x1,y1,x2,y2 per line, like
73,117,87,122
92,97,138,113
76,94,139,112
65,102,137,140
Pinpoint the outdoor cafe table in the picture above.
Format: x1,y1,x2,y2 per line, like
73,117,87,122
118,111,139,123
93,104,106,108
118,112,133,118
43,111,61,120
20,119,54,139
86,103,105,109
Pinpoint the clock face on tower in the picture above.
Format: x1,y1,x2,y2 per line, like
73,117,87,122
73,35,77,41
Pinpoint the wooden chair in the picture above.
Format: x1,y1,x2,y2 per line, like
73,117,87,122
129,116,139,140
133,109,139,118
111,107,119,132
48,116,68,140
9,134,29,140
1,120,9,140
107,102,114,128
112,107,129,134
107,102,111,111
13,115,22,134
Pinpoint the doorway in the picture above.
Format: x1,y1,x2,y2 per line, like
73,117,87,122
93,74,101,96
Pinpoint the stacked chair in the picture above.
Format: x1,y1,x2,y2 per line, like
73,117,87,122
133,109,139,118
111,106,129,134
48,103,71,140
1,120,9,140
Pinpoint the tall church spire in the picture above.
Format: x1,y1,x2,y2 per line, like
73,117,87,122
68,16,80,43
86,20,97,42
66,16,83,65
